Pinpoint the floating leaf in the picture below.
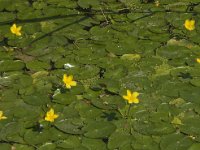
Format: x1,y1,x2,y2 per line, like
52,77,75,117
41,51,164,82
77,0,99,9
82,137,107,150
55,119,84,135
83,121,116,138
171,117,183,125
24,129,50,145
188,143,200,150
53,93,77,105
108,130,133,149
56,135,81,149
160,133,193,150
0,60,25,72
134,121,175,135
12,144,35,150
121,54,141,61
23,94,49,106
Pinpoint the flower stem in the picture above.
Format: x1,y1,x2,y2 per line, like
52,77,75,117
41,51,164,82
126,104,132,118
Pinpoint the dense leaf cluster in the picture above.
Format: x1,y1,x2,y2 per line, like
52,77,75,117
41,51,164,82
1,0,200,149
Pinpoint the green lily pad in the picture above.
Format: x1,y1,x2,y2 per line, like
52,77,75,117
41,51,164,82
77,0,99,9
33,1,47,10
75,101,102,119
55,119,84,135
1,0,200,149
104,64,128,79
188,143,200,150
121,53,141,61
0,144,11,150
0,122,24,142
26,60,50,71
92,95,125,110
190,78,200,87
98,78,121,94
56,135,81,149
157,45,191,59
160,133,193,150
108,130,133,149
38,143,56,150
61,106,80,119
131,132,160,150
179,86,200,104
82,137,107,150
23,94,49,106
0,60,25,72
24,129,50,145
53,93,77,105
0,12,15,22
180,117,200,136
83,121,116,138
12,144,35,150
134,121,175,135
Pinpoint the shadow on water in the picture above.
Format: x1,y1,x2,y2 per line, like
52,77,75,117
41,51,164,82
1,8,187,48
0,13,86,26
101,112,118,121
27,122,44,132
28,16,89,46
0,9,146,26
0,15,89,48
178,72,193,79
29,11,154,46
0,9,179,26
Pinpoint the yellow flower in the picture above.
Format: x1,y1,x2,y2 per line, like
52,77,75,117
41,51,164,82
196,58,200,63
155,1,160,7
63,74,77,89
10,24,22,36
184,19,195,31
45,108,59,122
0,111,7,120
123,90,140,104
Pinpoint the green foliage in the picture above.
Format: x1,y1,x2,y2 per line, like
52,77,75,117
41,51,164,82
1,0,200,149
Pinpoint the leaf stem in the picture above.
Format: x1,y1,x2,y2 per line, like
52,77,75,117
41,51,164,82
126,104,132,118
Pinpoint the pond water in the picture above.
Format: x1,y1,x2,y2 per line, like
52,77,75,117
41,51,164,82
0,0,200,150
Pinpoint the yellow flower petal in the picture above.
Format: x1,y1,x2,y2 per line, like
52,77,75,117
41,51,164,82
68,75,73,81
0,111,3,116
45,116,52,122
70,81,77,86
10,24,22,36
132,92,139,97
63,74,67,82
190,20,195,25
196,58,200,63
1,116,7,119
10,27,14,32
17,26,22,30
66,84,71,89
133,98,139,104
127,90,132,97
45,108,59,122
53,114,59,119
123,95,129,100
127,98,134,104
63,74,77,89
184,19,195,31
122,90,140,104
0,111,7,120
16,31,21,36
127,100,134,104
48,108,54,115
